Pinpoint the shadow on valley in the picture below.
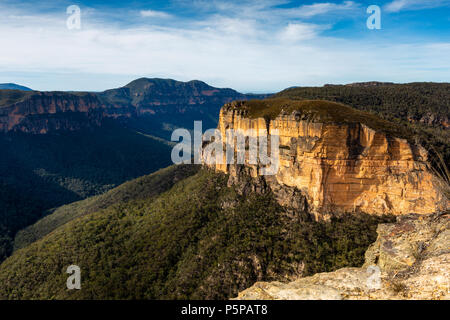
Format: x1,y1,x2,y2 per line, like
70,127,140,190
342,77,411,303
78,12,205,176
0,167,394,300
0,120,173,261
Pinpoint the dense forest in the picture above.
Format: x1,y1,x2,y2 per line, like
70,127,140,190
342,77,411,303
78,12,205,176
13,164,200,251
0,120,173,262
0,167,394,299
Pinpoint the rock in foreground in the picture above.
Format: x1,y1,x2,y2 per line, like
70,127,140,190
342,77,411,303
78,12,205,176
236,212,449,300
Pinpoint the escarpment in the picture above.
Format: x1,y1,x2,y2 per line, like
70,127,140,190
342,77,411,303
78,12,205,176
0,78,261,134
208,99,448,217
0,91,106,133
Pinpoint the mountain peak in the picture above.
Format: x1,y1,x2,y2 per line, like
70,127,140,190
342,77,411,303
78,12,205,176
124,78,216,91
125,77,177,86
0,83,32,91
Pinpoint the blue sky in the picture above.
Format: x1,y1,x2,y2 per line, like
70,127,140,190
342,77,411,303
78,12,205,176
0,0,449,92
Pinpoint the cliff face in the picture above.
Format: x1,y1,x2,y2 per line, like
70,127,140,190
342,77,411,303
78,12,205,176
0,92,104,134
0,78,264,134
236,212,450,300
211,100,448,216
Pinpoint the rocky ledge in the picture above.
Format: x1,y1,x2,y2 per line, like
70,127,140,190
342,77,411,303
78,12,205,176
235,212,449,300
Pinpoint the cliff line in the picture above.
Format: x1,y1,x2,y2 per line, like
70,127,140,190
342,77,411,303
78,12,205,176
209,99,448,216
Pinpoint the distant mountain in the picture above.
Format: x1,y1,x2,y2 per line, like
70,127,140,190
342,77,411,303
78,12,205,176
0,78,268,136
98,78,268,139
324,81,395,87
344,81,395,87
0,78,268,263
0,83,32,91
277,82,449,128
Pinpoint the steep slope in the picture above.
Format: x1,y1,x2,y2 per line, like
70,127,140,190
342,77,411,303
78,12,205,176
0,84,32,91
0,168,393,300
0,121,173,262
99,78,268,139
0,91,103,133
0,78,267,136
13,164,200,251
210,99,448,216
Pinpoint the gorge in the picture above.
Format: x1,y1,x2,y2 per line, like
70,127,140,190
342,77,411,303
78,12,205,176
0,81,448,300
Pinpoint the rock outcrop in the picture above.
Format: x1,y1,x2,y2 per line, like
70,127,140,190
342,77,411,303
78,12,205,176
236,212,450,300
210,99,448,216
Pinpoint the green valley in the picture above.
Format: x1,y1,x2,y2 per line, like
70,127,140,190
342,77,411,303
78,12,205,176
0,167,394,299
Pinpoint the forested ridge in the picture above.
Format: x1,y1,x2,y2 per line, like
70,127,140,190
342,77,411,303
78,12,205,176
0,121,173,262
0,168,394,299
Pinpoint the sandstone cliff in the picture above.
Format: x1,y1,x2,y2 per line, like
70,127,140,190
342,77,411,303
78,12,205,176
236,212,450,300
0,78,262,134
0,91,104,134
210,99,448,216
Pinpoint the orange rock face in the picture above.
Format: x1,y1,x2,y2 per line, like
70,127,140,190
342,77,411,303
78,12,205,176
210,102,448,216
0,92,104,133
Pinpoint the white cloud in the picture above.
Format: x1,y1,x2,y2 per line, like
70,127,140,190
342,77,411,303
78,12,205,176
0,2,448,92
286,1,358,18
182,0,358,21
140,10,172,18
194,16,261,37
385,0,450,12
385,0,408,12
279,23,329,42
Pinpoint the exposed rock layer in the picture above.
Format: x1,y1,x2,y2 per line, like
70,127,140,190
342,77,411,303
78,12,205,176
236,212,450,300
0,79,265,134
212,101,448,216
0,92,103,133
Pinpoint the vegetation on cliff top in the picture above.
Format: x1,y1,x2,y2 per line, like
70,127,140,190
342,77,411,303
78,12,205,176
275,83,450,127
273,82,450,174
0,168,394,300
0,90,34,107
235,98,414,141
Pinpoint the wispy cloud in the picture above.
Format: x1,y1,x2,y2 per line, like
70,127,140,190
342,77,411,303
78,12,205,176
283,1,358,18
180,0,358,22
140,10,172,18
385,0,450,13
279,23,330,42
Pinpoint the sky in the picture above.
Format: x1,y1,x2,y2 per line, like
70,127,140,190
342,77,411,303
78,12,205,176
0,0,449,93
